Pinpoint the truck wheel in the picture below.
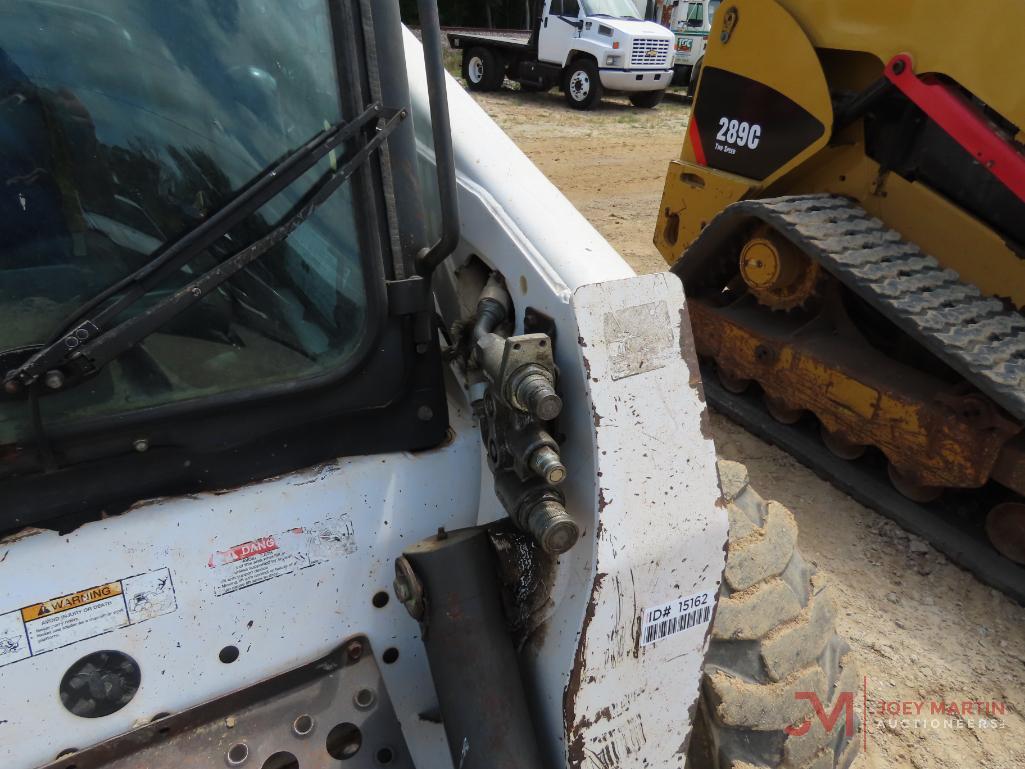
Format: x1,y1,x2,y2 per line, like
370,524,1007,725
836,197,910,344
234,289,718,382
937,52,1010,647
689,461,861,769
672,65,692,87
629,89,665,109
562,59,603,110
462,47,505,92
688,57,704,100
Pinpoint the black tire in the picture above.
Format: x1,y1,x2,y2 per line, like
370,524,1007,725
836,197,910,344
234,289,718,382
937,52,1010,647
629,89,666,109
690,461,861,769
462,47,505,92
562,58,603,110
688,56,704,100
672,65,692,87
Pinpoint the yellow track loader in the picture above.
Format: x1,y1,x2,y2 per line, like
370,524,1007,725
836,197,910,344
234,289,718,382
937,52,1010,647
656,0,1025,580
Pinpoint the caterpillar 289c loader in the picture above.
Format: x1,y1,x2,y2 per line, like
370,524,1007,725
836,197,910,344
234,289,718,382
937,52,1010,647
655,0,1025,597
0,1,857,768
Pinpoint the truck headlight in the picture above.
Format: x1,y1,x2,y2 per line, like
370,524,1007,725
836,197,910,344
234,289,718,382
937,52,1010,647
605,54,622,66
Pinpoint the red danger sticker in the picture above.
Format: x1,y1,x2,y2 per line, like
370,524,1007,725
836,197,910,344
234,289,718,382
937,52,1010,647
206,517,357,597
208,535,280,567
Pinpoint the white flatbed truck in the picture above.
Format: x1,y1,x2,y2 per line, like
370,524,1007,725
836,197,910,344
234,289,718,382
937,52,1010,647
449,0,675,110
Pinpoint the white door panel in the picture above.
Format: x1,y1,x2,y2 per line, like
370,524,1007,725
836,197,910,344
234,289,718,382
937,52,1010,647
538,0,582,65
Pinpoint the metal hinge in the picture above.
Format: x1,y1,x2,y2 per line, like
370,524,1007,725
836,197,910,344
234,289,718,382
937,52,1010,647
386,276,431,316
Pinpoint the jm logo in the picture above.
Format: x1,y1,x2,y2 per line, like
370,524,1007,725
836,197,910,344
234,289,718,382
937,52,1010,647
784,692,856,738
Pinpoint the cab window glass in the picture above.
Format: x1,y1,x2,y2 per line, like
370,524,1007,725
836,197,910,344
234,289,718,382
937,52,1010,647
549,1,564,16
564,0,581,16
687,2,704,26
0,0,370,445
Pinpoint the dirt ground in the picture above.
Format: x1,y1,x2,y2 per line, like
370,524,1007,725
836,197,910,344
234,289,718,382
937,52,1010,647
465,84,1025,769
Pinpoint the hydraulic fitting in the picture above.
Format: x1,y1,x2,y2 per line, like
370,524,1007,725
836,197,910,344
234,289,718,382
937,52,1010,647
495,471,580,554
508,364,562,422
529,446,567,485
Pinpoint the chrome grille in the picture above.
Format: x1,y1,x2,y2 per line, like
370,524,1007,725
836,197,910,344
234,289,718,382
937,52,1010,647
630,38,671,67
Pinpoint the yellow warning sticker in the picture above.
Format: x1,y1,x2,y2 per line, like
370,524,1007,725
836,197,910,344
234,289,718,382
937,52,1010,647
21,581,123,622
0,568,176,668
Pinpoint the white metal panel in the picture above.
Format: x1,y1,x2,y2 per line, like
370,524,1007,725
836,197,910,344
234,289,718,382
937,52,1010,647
0,397,480,769
403,27,636,296
558,273,728,767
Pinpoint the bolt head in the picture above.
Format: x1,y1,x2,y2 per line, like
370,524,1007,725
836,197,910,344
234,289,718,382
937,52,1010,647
44,370,64,390
393,578,411,603
346,640,364,662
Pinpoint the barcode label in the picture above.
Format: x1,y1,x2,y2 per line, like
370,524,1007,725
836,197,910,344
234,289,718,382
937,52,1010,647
640,591,714,646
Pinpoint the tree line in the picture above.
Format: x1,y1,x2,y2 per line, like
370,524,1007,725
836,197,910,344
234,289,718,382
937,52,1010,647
400,0,550,29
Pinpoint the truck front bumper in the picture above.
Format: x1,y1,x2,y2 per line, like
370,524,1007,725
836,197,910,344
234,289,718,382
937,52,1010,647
599,68,673,92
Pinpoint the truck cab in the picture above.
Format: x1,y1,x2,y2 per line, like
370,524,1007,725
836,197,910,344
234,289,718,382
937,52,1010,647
542,0,674,93
451,0,675,109
652,0,721,86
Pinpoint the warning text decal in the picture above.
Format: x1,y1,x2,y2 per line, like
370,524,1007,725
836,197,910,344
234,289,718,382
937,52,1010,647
0,568,176,668
208,515,356,597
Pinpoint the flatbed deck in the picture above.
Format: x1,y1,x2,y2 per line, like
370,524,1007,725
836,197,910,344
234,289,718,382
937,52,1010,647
447,29,534,53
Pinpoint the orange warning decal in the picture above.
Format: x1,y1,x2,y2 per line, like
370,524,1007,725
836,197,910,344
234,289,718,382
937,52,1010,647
21,582,122,622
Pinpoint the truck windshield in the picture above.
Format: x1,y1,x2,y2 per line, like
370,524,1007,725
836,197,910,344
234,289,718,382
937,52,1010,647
581,0,642,20
686,2,704,27
0,1,368,446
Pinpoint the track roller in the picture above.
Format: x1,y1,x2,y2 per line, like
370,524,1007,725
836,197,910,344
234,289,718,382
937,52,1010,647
887,464,943,504
717,368,751,394
820,425,867,461
764,395,803,425
986,503,1025,565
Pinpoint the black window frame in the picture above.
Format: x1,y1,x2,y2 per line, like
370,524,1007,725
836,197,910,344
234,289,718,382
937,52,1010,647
0,0,448,533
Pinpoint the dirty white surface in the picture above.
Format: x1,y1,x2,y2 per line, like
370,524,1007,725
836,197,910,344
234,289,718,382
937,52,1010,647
0,398,482,768
564,273,727,767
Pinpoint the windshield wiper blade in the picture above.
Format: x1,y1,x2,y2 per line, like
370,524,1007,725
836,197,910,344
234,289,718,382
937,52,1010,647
4,104,405,396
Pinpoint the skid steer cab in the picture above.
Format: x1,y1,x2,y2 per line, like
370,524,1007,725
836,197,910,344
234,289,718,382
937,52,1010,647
0,1,726,768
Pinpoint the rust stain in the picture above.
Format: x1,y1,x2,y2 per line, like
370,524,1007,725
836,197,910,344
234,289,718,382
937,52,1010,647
629,568,642,658
597,487,612,512
564,571,607,768
678,308,705,392
679,308,713,441
0,527,44,546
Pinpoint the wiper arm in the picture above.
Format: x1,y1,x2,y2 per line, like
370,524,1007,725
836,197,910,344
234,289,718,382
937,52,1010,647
4,103,405,396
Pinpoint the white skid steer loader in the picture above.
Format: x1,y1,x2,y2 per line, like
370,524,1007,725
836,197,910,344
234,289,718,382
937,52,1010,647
0,2,857,768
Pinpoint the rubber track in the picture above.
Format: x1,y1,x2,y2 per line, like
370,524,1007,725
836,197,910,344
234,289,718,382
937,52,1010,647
685,194,1025,421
